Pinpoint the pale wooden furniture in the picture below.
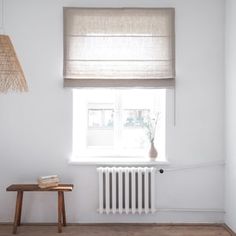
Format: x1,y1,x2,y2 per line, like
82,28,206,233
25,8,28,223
6,184,73,234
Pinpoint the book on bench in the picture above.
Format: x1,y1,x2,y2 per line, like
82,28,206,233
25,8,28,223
38,175,60,188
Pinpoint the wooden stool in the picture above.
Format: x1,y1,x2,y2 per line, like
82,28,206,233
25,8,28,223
6,184,73,234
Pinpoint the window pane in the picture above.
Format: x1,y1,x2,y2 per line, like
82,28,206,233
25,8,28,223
123,109,150,128
88,109,114,128
87,129,114,147
121,129,147,149
87,108,114,147
88,109,103,128
104,110,114,128
122,109,151,149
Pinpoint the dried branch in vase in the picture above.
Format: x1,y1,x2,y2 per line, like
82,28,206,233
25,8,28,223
143,112,160,143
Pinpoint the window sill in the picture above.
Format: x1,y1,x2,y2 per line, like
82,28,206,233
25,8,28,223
68,157,169,166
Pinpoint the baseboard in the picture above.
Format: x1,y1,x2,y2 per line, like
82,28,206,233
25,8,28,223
0,222,227,227
223,224,236,236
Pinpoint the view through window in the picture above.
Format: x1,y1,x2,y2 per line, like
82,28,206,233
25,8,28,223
73,89,166,159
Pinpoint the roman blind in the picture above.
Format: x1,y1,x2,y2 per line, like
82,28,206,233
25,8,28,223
63,8,175,88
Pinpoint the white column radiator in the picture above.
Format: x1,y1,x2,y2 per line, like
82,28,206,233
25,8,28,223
97,167,156,214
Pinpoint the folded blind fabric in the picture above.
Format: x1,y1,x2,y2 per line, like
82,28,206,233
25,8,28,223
63,8,175,88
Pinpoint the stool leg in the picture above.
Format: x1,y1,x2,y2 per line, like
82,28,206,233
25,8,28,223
17,192,23,226
62,192,66,226
58,191,63,233
13,191,22,234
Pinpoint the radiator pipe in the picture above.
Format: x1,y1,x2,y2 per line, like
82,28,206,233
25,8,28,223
157,160,224,173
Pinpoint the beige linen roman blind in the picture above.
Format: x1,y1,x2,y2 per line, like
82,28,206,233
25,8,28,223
63,8,175,88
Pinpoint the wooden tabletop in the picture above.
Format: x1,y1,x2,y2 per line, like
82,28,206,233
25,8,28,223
6,184,73,192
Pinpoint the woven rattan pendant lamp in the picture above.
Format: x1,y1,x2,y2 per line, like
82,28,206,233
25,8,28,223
0,0,28,93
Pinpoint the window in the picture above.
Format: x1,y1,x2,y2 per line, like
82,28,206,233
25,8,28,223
73,89,166,160
64,8,175,161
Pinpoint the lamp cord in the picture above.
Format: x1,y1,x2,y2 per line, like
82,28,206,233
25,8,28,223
0,0,5,34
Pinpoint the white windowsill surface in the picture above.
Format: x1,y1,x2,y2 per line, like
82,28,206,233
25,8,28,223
68,157,169,166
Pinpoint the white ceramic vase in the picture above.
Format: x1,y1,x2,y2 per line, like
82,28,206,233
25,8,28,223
149,140,158,160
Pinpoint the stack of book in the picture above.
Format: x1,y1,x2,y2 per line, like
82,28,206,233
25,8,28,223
38,175,60,188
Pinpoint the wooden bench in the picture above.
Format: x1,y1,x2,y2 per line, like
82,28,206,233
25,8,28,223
6,184,74,234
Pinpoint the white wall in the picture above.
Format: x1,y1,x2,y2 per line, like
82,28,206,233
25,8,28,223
0,0,225,223
225,0,236,232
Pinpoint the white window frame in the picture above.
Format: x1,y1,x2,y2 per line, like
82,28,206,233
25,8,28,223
71,89,168,163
